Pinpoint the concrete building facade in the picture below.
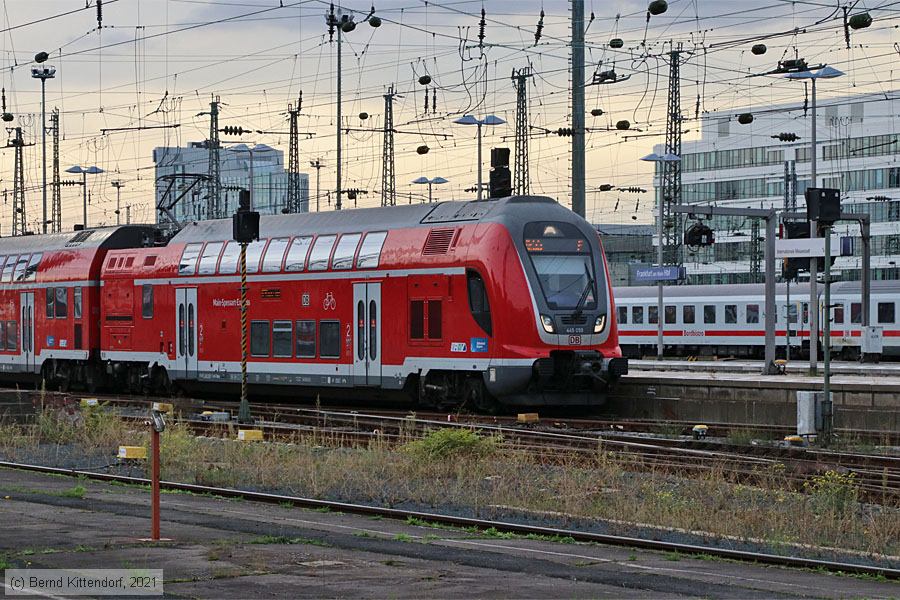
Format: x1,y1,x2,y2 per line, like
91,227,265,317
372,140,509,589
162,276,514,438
652,92,900,285
153,142,309,223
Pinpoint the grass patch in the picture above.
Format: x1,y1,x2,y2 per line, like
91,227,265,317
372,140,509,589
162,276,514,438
726,428,770,446
403,428,497,460
56,485,86,499
0,556,12,569
248,535,329,547
393,533,414,542
664,551,681,562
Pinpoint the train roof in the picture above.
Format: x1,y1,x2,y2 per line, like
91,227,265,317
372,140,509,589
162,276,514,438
169,196,571,244
614,280,900,298
0,225,157,256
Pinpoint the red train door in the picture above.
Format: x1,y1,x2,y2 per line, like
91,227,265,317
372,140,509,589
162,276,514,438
175,288,198,379
19,292,34,374
352,282,381,386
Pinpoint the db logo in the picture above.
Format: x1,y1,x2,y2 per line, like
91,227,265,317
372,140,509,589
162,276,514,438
568,335,582,345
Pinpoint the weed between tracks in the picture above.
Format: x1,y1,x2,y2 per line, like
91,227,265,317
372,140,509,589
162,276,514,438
0,408,898,558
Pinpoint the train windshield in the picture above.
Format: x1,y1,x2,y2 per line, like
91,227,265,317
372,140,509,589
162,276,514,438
523,222,597,311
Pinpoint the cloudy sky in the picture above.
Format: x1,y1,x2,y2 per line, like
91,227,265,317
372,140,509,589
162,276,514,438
0,0,896,230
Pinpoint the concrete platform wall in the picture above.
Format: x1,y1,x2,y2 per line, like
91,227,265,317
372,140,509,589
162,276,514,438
609,374,900,431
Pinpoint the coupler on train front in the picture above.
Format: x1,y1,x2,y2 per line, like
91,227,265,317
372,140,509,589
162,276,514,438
486,350,628,407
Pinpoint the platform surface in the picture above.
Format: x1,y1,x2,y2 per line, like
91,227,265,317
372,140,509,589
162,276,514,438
2,468,897,599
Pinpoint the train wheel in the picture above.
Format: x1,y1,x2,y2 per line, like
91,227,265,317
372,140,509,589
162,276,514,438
464,378,498,414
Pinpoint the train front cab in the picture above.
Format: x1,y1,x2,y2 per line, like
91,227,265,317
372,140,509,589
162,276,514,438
480,207,627,406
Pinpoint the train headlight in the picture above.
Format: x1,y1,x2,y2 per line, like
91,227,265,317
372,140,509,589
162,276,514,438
594,314,606,333
540,314,555,334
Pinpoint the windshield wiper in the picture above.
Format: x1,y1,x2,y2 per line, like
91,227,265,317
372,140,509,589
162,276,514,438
572,263,594,319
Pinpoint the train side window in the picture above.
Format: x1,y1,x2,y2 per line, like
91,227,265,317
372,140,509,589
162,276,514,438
6,321,16,351
664,305,676,324
332,234,361,270
141,285,153,319
262,238,290,273
724,304,737,324
877,302,895,324
12,254,30,282
617,306,627,325
703,305,716,324
250,320,270,357
746,304,760,324
683,305,695,324
410,300,425,339
296,320,316,358
632,306,644,324
45,288,55,319
308,235,337,271
198,242,225,275
74,287,82,319
802,303,809,324
850,302,862,324
217,242,241,274
272,320,293,357
833,305,844,324
179,243,203,275
788,304,799,324
24,253,41,281
427,300,442,339
357,231,387,269
0,322,5,350
319,320,340,358
55,288,68,319
467,270,492,336
285,237,312,272
648,306,658,324
245,240,266,274
2,256,16,282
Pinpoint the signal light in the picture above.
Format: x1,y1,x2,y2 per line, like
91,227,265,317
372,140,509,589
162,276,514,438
489,147,512,198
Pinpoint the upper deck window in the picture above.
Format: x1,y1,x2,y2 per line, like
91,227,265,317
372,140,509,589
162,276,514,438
178,243,203,275
1,256,16,282
24,253,41,281
198,242,224,275
308,235,336,271
332,234,361,270
357,232,387,269
285,237,312,272
217,242,241,274
12,255,30,282
262,238,290,273
245,240,266,274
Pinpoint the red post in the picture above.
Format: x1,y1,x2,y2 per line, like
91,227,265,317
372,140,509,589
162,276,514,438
151,427,160,541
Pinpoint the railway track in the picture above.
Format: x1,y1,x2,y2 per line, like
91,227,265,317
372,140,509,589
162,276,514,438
7,389,900,503
1,459,897,580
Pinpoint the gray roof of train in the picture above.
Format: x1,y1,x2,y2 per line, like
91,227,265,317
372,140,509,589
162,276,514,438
0,225,157,255
170,196,574,243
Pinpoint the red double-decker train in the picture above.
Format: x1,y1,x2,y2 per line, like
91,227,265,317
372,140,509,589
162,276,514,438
0,196,626,409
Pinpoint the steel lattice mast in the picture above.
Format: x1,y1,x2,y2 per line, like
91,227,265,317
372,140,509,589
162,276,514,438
11,127,25,236
382,85,396,206
662,48,683,266
207,97,221,219
512,67,532,196
286,97,301,213
50,108,61,233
